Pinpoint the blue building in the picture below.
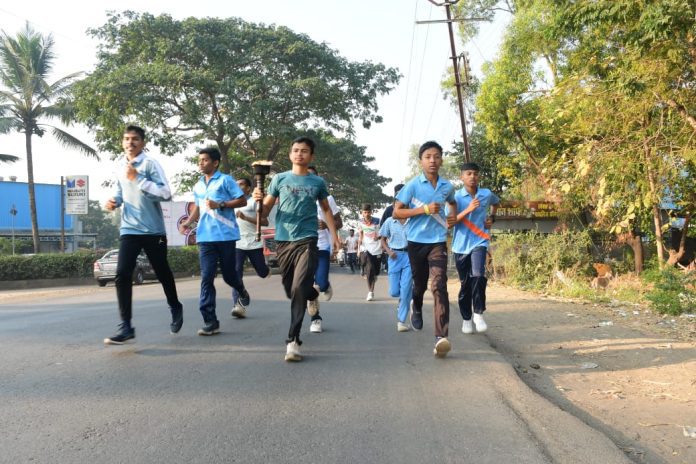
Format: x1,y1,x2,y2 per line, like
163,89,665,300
0,178,90,253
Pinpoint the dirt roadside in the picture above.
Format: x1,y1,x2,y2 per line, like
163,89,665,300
468,282,696,464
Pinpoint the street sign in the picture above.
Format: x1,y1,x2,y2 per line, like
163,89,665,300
65,175,89,215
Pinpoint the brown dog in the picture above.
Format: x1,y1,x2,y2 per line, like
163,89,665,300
591,263,613,289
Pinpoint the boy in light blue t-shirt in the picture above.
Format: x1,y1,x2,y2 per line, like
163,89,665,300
451,162,499,335
253,137,340,362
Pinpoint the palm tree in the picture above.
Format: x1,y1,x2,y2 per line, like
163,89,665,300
0,154,19,163
0,23,98,253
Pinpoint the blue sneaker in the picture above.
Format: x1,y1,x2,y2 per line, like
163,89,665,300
238,288,251,307
104,322,135,345
170,304,183,334
197,320,220,336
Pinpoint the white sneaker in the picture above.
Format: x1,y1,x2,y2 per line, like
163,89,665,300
285,341,302,362
433,337,451,358
231,303,247,319
397,322,410,332
366,291,374,301
473,313,488,333
321,284,333,301
461,319,474,334
307,297,320,317
310,319,322,333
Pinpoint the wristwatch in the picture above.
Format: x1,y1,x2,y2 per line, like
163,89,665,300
219,201,226,210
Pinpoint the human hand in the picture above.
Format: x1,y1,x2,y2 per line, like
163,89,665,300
125,162,138,181
105,198,118,211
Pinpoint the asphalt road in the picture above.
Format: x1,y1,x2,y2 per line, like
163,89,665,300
0,267,632,464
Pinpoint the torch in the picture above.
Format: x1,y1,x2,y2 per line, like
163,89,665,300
252,161,273,242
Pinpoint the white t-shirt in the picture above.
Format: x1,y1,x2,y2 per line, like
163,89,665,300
317,195,340,251
359,217,382,256
345,235,359,253
235,196,276,250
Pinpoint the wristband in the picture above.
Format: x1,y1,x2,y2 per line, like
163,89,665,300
423,204,430,215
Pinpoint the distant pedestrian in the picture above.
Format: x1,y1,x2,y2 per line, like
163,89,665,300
178,147,250,336
344,229,359,273
357,204,382,301
380,208,412,332
394,141,457,358
451,162,499,334
253,137,339,362
306,165,343,334
230,177,272,319
104,125,184,345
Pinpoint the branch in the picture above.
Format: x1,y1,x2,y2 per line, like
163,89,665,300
659,96,696,132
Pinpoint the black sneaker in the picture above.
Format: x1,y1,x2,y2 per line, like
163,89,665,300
238,288,251,307
104,323,135,345
170,305,184,334
410,307,423,331
197,321,220,336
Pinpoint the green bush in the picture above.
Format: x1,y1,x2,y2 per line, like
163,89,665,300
490,230,594,290
643,266,696,315
0,252,99,281
167,246,201,275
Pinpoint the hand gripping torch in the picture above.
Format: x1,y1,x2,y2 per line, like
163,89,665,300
251,161,273,242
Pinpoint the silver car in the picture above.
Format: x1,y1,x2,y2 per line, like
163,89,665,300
93,249,156,287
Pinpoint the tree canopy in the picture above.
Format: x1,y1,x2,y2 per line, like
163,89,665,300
73,12,401,179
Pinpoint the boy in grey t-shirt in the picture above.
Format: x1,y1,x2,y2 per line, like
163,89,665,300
253,137,340,362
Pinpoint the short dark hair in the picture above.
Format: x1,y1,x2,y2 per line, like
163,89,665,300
418,141,443,158
394,183,405,195
307,165,318,174
461,162,480,172
361,203,372,211
291,136,315,154
199,147,221,163
125,125,146,140
237,177,252,188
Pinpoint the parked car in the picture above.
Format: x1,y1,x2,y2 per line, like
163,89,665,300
93,249,157,287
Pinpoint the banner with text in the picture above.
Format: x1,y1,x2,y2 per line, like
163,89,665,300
65,175,89,215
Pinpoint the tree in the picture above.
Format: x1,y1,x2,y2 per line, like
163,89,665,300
73,12,401,175
80,200,120,249
0,24,97,253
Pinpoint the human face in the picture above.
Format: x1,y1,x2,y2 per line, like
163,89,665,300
236,179,251,195
198,153,218,176
420,147,443,176
122,131,145,159
289,142,313,167
461,169,480,189
361,209,372,221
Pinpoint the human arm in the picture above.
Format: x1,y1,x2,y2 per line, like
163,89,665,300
178,205,201,233
252,187,277,219
237,209,269,226
392,200,441,219
137,159,173,202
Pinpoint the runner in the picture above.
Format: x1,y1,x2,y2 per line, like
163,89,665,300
252,137,339,362
230,177,272,319
380,203,412,332
451,162,499,334
344,229,359,273
357,204,382,301
178,147,250,336
306,166,343,334
394,141,457,358
104,125,184,345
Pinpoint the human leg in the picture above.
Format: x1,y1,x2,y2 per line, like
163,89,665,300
197,242,219,324
427,243,450,339
114,234,142,323
142,235,183,315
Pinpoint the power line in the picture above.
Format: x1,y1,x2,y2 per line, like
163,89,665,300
407,4,433,148
396,0,421,168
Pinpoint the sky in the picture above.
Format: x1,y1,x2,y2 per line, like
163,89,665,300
0,0,508,204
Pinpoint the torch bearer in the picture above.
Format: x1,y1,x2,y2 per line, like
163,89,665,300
252,161,273,242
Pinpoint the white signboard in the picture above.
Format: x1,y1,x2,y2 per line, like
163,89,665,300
161,201,196,246
65,175,89,215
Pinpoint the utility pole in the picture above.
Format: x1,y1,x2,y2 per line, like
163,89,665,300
418,0,477,162
10,204,17,255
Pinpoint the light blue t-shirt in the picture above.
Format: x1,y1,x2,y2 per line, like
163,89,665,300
113,152,172,236
268,171,328,242
396,174,456,244
379,217,409,250
193,171,245,242
451,187,500,255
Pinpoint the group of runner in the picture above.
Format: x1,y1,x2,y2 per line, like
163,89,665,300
103,126,498,361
